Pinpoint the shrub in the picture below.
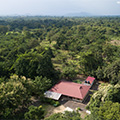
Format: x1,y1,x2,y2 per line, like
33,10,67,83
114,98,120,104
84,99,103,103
41,98,60,106
77,107,82,111
54,101,60,107
24,105,44,120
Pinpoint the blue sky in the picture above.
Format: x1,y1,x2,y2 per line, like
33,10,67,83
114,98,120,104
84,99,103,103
0,0,120,16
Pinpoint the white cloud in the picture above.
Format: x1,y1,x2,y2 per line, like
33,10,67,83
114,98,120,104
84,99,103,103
117,1,120,4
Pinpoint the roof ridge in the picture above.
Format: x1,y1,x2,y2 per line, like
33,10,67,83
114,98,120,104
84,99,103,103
49,80,91,100
79,86,84,99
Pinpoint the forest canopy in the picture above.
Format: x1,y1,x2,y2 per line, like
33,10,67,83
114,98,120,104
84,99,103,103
0,16,120,119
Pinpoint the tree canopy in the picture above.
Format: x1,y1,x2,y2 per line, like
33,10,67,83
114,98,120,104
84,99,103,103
86,101,120,120
45,111,82,120
0,16,120,119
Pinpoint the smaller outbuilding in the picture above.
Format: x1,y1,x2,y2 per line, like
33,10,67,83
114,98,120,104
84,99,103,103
84,76,95,87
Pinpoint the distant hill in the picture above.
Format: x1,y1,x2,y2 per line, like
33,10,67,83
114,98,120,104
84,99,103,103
64,12,93,17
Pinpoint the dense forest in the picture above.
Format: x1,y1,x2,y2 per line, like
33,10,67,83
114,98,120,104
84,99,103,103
0,16,120,120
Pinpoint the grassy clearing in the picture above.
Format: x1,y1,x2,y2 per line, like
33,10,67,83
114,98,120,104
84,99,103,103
110,40,120,46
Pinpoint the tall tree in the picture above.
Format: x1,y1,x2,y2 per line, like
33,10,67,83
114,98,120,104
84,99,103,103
0,80,30,118
86,101,120,120
13,51,55,79
104,59,120,84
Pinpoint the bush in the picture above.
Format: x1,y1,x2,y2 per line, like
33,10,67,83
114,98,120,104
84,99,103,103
41,98,60,106
24,105,44,120
54,101,60,107
41,98,54,104
77,107,82,111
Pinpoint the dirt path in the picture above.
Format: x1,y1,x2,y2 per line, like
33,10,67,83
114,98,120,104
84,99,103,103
53,105,66,113
63,100,86,112
45,100,88,119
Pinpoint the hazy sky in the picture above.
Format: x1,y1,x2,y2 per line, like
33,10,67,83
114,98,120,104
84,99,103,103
0,0,120,16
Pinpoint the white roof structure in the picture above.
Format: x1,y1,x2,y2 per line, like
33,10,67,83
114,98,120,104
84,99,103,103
44,91,62,100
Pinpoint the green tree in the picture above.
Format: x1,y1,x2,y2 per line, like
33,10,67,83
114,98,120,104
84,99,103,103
104,84,120,103
87,84,120,110
0,25,9,34
102,44,117,63
104,59,120,84
62,66,77,80
13,51,55,79
0,80,30,118
24,105,44,120
96,67,104,80
45,111,82,120
86,101,120,120
79,51,97,75
32,76,51,96
10,75,33,95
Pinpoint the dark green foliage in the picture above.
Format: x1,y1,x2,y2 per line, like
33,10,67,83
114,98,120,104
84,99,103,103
41,98,60,107
0,16,120,119
32,76,51,96
102,44,117,63
0,75,52,119
0,25,9,33
104,84,120,103
104,59,120,84
0,16,120,84
86,84,120,120
79,51,99,75
96,67,104,80
54,101,60,107
45,112,62,120
24,105,44,120
87,84,120,110
45,111,82,120
13,51,55,79
86,101,120,120
0,78,31,118
61,66,77,80
10,75,33,95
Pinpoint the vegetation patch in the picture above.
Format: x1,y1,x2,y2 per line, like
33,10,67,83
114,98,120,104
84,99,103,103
73,79,83,84
0,16,120,119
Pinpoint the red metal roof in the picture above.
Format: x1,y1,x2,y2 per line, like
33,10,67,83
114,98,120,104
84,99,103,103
86,76,95,84
49,81,90,100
